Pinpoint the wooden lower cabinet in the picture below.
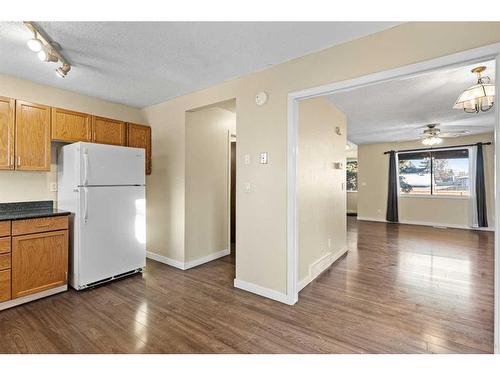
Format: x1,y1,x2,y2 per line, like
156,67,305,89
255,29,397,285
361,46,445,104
0,269,10,302
11,229,68,299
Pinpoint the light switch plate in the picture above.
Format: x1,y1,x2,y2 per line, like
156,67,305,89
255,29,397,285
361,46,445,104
259,152,268,164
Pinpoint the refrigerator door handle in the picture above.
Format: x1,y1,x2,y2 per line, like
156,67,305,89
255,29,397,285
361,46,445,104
84,187,89,223
83,149,89,185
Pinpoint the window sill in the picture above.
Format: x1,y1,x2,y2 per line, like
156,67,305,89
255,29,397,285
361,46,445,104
399,194,470,200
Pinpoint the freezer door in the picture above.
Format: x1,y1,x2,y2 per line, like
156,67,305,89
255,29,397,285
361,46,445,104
76,186,146,287
79,142,145,186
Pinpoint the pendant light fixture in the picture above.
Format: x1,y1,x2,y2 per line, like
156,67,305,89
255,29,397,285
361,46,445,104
453,66,495,113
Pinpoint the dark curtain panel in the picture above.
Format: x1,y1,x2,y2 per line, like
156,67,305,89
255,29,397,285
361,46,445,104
476,143,488,227
386,150,399,222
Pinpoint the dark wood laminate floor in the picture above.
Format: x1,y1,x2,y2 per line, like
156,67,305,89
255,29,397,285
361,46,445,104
0,217,494,353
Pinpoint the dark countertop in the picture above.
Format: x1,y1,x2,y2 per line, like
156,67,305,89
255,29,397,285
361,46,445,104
0,200,71,221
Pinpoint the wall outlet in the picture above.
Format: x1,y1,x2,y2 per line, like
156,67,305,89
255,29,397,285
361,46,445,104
244,154,251,165
259,152,268,164
243,182,251,193
49,182,58,192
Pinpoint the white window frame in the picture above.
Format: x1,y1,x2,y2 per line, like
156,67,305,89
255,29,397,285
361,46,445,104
396,147,471,199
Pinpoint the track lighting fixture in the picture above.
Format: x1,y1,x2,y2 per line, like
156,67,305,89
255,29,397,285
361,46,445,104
24,21,72,78
56,64,71,78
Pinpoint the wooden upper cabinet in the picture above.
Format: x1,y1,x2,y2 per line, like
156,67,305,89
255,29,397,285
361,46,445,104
92,116,126,146
0,96,15,170
11,229,68,299
15,101,51,171
126,123,152,175
51,107,92,142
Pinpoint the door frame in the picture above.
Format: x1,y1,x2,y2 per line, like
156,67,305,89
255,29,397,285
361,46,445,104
286,42,500,353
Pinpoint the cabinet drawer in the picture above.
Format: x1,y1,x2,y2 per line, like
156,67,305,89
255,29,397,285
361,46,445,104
0,269,11,302
0,237,10,254
12,216,68,236
0,221,10,237
0,253,10,270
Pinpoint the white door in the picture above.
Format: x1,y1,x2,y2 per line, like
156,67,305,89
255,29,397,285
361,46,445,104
79,142,145,186
77,185,146,287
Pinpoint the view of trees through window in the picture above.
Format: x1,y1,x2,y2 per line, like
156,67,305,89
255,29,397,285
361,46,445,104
346,159,358,191
398,149,469,196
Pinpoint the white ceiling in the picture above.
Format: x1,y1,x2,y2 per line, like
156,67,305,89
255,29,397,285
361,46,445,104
327,60,496,145
0,22,398,108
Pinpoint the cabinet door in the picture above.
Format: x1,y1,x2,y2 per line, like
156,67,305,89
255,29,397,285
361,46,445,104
127,123,152,174
51,107,92,142
0,96,15,170
0,269,10,302
92,116,126,146
15,101,51,171
12,230,68,298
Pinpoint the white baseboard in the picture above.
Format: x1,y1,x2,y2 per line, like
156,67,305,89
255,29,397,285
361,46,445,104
147,248,230,270
233,278,293,305
357,216,494,232
184,249,230,269
147,251,186,269
298,246,348,291
0,285,67,311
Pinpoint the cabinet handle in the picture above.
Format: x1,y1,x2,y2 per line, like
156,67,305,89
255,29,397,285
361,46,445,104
10,155,14,167
17,156,21,167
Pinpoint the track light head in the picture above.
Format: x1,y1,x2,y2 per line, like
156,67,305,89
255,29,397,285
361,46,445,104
27,37,42,52
56,64,71,78
37,47,58,63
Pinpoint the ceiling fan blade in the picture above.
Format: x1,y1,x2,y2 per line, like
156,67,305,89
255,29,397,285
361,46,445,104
439,131,470,138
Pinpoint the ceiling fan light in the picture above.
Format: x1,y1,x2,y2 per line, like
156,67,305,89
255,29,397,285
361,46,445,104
27,38,43,52
422,136,442,146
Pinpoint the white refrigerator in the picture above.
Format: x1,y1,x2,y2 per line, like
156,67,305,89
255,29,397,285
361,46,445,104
58,142,146,290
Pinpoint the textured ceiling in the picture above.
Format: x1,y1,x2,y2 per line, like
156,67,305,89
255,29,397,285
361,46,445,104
327,60,496,144
0,21,398,108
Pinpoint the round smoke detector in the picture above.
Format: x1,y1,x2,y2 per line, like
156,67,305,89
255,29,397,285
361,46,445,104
255,91,268,106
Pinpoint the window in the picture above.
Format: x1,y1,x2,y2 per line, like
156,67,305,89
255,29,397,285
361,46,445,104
398,149,469,196
346,159,358,192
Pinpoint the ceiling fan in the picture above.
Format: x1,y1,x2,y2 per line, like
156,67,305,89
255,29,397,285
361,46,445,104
418,123,470,146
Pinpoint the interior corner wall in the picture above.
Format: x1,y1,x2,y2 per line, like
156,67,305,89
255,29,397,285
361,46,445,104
0,73,145,205
298,97,347,283
357,132,495,228
142,22,500,298
185,107,236,263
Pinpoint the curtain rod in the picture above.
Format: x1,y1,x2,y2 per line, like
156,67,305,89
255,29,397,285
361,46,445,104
383,142,492,155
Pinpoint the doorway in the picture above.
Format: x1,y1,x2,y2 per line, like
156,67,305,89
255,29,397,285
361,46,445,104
287,43,500,352
184,98,237,275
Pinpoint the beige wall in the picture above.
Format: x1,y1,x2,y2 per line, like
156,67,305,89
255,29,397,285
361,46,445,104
142,22,500,295
298,98,347,281
357,132,495,228
185,105,236,262
0,74,145,205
